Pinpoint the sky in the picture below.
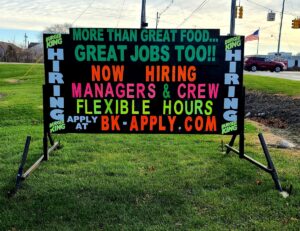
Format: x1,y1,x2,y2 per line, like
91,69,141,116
0,0,299,56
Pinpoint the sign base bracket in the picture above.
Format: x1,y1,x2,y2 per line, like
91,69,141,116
225,132,292,198
7,134,61,197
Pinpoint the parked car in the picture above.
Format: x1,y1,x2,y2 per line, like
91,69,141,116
244,57,287,72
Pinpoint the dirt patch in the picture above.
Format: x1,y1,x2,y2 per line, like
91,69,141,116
247,120,294,146
4,78,24,84
246,90,300,148
0,93,6,100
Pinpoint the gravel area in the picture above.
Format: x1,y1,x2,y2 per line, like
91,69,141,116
245,90,300,148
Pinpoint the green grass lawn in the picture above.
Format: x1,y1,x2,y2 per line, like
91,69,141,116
244,74,300,96
0,64,299,230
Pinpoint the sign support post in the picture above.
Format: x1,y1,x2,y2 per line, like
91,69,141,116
43,85,49,161
9,87,61,196
225,88,291,196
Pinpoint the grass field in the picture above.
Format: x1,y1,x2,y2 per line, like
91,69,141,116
0,64,300,230
244,74,300,96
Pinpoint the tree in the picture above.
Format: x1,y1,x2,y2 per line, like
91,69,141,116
5,45,18,62
40,23,72,42
43,23,72,34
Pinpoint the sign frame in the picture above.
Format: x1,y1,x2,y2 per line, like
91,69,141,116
43,28,245,136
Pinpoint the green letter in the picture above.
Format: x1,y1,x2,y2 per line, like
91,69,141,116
73,28,82,41
74,45,85,61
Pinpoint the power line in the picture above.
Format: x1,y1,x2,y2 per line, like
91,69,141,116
246,0,270,11
176,0,210,28
116,0,126,27
246,0,297,17
71,0,96,26
159,0,173,15
148,16,178,26
151,0,169,11
156,0,173,28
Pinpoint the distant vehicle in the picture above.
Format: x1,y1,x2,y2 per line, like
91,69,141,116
244,57,287,72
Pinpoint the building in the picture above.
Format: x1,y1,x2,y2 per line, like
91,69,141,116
0,42,22,62
267,52,300,68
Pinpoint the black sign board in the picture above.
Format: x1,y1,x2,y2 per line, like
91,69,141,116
43,28,244,134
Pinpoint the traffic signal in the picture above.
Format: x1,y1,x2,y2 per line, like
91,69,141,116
235,6,238,18
296,19,300,29
292,19,296,28
292,18,300,29
239,6,243,19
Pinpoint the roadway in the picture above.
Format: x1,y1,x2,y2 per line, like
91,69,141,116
244,71,300,81
1,62,300,81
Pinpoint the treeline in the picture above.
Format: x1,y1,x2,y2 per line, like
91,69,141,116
0,42,43,63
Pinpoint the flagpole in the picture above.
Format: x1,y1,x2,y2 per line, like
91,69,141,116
256,28,260,55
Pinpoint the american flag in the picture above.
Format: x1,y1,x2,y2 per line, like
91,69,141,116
245,29,259,42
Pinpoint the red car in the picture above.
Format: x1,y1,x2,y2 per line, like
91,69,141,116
244,57,287,72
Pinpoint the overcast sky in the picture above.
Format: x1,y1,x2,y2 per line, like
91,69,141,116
0,0,299,55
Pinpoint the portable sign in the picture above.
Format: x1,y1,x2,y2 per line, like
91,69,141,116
43,28,244,134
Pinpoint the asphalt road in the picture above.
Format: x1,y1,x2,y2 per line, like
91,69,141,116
245,71,300,81
1,62,300,81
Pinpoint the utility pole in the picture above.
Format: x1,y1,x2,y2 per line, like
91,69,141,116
24,33,28,48
277,0,285,56
141,0,148,29
257,28,260,55
229,0,236,35
156,12,159,29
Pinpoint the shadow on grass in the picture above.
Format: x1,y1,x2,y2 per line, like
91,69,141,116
1,151,278,230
